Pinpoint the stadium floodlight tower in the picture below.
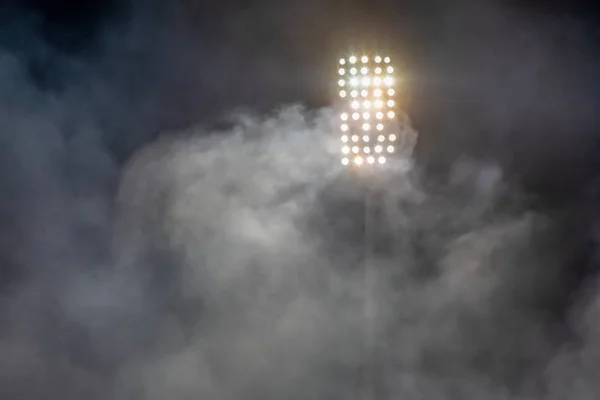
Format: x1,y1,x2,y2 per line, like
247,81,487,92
337,54,398,168
337,52,399,400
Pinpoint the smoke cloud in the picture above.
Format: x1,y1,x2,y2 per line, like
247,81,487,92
0,0,599,399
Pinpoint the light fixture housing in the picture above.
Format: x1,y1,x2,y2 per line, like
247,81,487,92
337,54,398,167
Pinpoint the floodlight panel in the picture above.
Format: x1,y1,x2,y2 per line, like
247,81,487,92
337,53,398,166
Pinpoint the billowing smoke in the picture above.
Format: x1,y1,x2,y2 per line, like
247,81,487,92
0,0,599,399
108,104,595,399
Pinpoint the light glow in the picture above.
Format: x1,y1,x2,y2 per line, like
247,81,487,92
338,53,398,166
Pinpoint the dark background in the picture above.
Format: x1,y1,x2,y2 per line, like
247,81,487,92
1,0,600,397
4,0,599,199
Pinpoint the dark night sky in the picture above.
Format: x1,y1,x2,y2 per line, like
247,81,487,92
6,0,599,191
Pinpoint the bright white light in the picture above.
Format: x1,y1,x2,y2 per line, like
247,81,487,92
362,112,370,119
352,135,359,142
374,100,383,108
352,146,359,153
362,77,370,86
367,156,375,164
351,101,359,109
374,88,382,97
339,58,346,65
375,67,382,74
387,66,394,73
384,57,390,63
338,79,345,86
355,156,363,165
341,135,348,142
384,76,393,86
342,146,350,154
387,100,395,107
374,56,382,63
339,68,345,75
376,123,384,131
378,156,386,164
342,157,349,165
350,68,357,75
351,90,358,97
352,112,360,120
387,111,395,118
364,147,370,153
341,124,348,131
361,67,368,75
389,134,396,141
387,88,395,96
362,123,370,131
349,56,357,64
362,135,370,142
361,55,368,63
339,90,347,97
373,77,382,86
375,145,383,153
341,113,348,120
387,145,394,153
361,90,368,97
376,112,384,119
378,135,385,142
350,78,359,86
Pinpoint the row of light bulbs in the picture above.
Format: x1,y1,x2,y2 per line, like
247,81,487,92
341,111,394,121
340,90,395,100
342,133,396,142
342,145,395,154
338,66,394,76
340,111,395,121
342,156,387,166
341,122,390,132
339,55,390,65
